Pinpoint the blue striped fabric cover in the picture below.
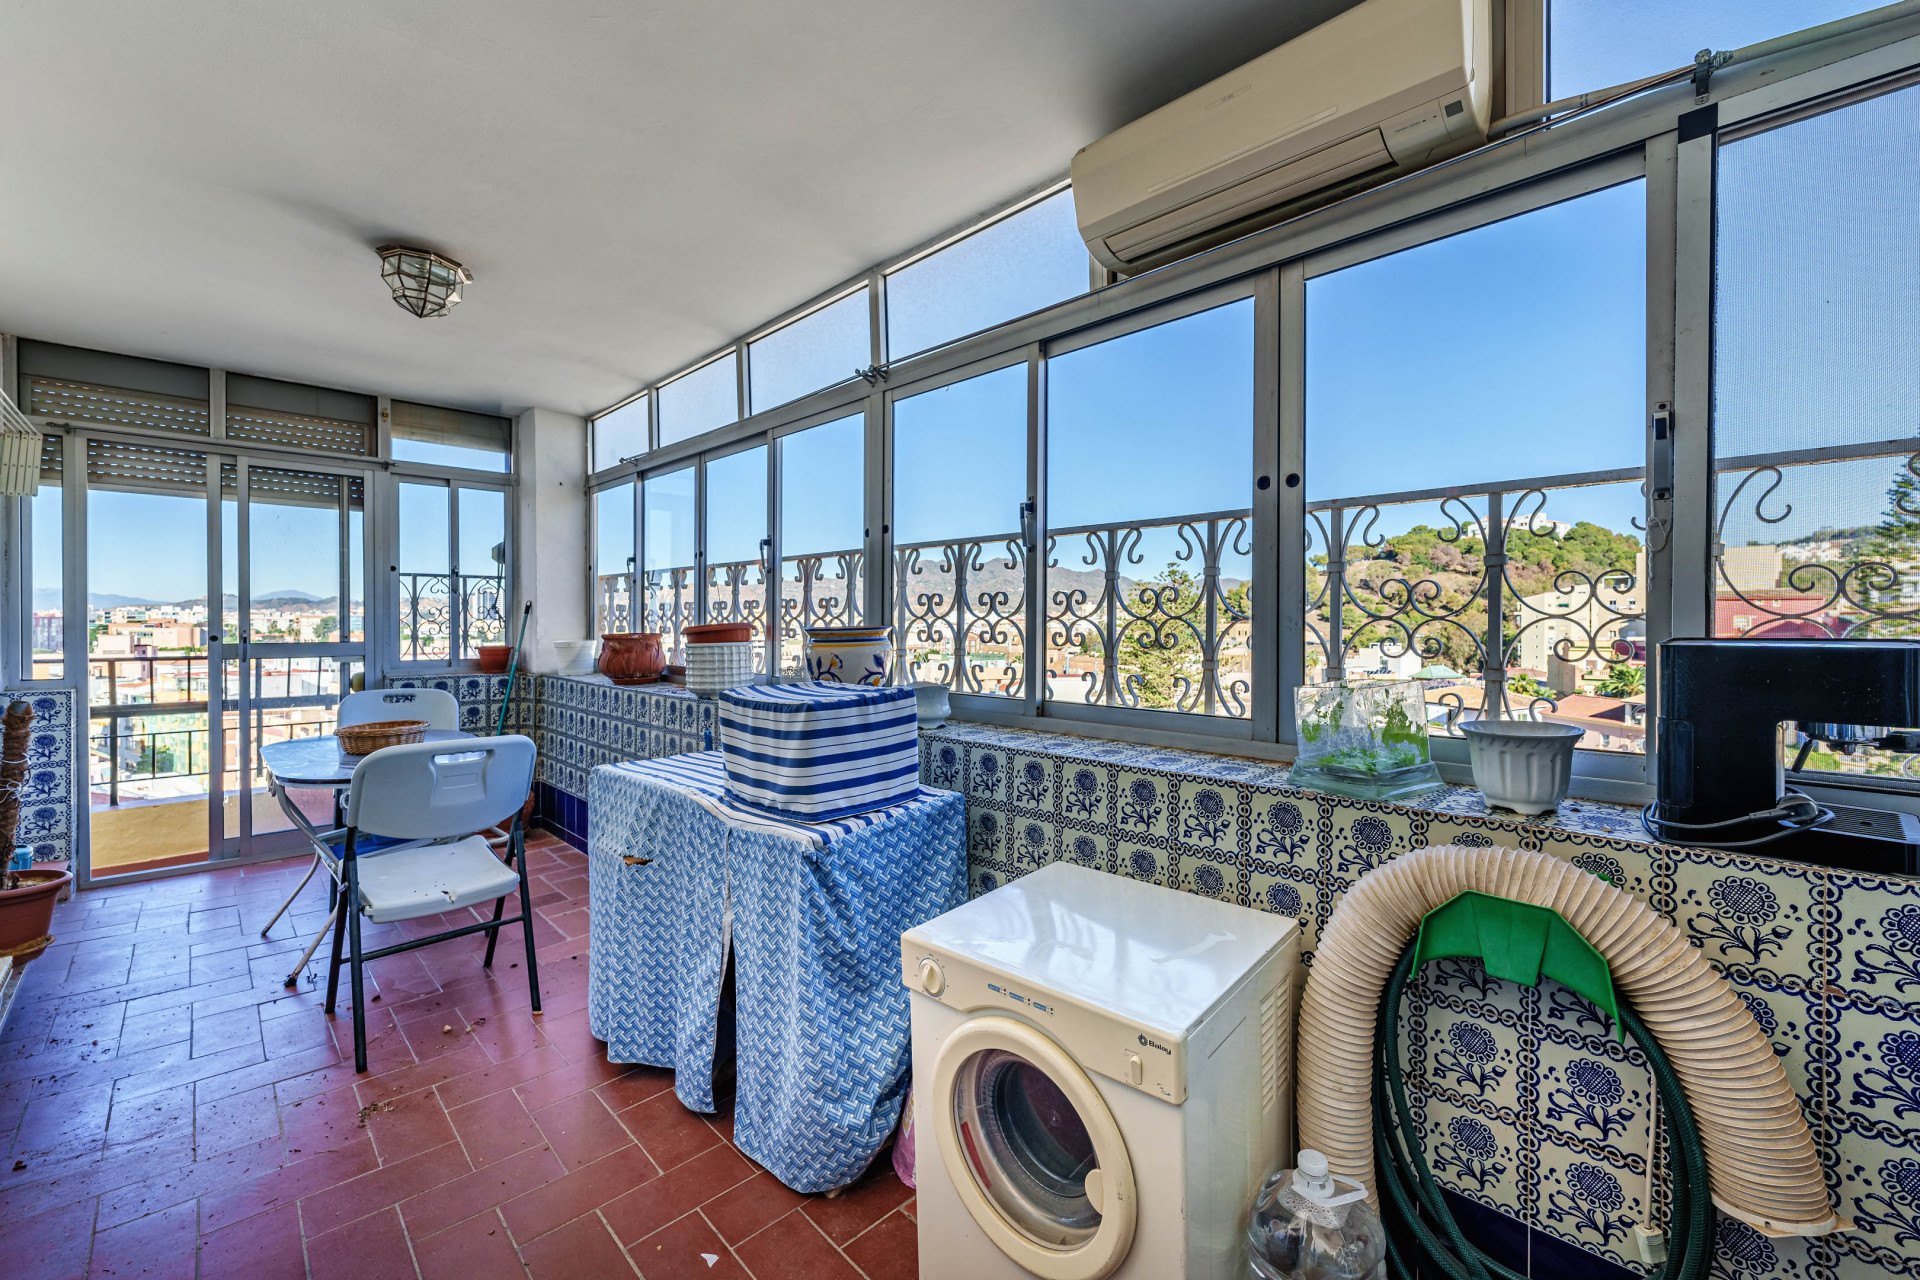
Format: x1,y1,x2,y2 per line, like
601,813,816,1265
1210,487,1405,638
717,681,919,820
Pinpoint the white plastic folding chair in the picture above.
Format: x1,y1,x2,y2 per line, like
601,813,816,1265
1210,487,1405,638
321,734,540,1072
261,687,461,984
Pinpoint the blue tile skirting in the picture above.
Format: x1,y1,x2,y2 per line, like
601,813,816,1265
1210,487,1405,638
2,688,76,865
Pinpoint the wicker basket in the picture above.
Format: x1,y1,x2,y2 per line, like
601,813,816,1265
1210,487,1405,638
335,719,429,756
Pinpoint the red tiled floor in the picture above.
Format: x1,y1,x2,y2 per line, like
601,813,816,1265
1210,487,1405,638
0,832,915,1279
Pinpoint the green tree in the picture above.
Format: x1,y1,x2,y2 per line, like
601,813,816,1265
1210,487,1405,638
1595,662,1645,697
315,617,339,641
1117,562,1204,708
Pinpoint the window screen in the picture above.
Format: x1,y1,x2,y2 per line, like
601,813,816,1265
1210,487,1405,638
391,400,511,472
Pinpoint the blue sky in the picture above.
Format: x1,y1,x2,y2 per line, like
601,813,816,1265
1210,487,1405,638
1551,1,1880,98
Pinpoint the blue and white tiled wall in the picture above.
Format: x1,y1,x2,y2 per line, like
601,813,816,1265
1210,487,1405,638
2,687,76,866
528,675,715,850
383,672,534,735
922,720,1920,1280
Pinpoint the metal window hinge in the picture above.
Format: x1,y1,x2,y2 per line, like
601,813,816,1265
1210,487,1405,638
856,364,890,386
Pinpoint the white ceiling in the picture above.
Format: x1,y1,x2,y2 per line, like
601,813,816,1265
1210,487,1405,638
0,0,1358,419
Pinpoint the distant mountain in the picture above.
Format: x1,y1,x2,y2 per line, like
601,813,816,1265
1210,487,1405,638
252,589,326,602
86,592,164,608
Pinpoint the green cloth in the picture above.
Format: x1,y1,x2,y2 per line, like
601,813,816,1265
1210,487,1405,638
1411,890,1620,1037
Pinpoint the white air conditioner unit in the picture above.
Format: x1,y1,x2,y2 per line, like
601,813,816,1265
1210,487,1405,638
1072,0,1493,273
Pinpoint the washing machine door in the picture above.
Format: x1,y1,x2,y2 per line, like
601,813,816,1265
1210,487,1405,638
930,1015,1138,1280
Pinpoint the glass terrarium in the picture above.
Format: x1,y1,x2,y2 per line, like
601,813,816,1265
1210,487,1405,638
1290,679,1443,802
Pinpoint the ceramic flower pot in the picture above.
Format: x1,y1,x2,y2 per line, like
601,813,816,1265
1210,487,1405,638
554,639,600,676
0,867,71,966
1459,719,1585,814
804,626,892,686
683,622,753,644
913,681,951,727
476,644,513,674
598,632,667,684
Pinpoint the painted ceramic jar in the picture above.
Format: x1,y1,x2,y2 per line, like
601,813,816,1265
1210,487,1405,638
598,632,666,684
804,625,892,686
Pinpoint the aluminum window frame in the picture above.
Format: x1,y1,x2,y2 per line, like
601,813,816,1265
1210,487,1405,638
574,10,1920,799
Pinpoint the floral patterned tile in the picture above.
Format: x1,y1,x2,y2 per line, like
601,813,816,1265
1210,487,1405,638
967,745,1009,803
1708,1217,1820,1280
1532,1129,1649,1272
1171,781,1241,854
1834,871,1920,1002
1176,850,1238,905
1248,789,1317,868
1114,840,1169,889
1112,770,1173,841
1059,827,1111,873
969,860,1015,898
923,739,964,791
1246,861,1318,951
1006,753,1057,815
1057,762,1111,826
1323,800,1417,886
1415,1088,1528,1214
1536,1032,1654,1169
1007,816,1058,870
1832,995,1920,1152
1537,832,1662,905
967,808,1007,863
1670,850,1822,983
1419,1006,1527,1117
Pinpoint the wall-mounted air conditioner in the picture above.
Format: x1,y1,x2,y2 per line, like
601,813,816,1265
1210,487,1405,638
1072,0,1493,273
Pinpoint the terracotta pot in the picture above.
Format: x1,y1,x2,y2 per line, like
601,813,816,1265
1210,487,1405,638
598,632,667,684
0,867,71,966
683,622,753,645
476,644,514,674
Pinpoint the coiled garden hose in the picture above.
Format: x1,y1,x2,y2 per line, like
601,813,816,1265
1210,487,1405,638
1370,942,1714,1280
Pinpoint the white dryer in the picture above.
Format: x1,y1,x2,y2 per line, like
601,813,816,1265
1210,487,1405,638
902,861,1300,1280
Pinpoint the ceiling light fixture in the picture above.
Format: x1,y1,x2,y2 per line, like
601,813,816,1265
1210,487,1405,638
377,244,472,318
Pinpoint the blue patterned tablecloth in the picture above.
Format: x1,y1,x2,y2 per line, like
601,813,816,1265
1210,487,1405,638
587,751,965,1191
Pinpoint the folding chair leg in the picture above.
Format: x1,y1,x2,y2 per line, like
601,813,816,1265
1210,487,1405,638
515,823,542,1013
346,862,369,1073
324,895,347,1013
482,893,507,970
284,901,341,989
260,852,323,938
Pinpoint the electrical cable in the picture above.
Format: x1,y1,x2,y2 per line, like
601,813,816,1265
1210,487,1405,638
1371,941,1714,1280
1640,791,1834,850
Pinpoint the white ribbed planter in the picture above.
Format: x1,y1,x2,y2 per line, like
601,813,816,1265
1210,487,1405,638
1458,719,1583,814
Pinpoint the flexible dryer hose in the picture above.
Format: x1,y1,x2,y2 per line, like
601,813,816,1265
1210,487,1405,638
1371,940,1712,1280
1296,845,1842,1238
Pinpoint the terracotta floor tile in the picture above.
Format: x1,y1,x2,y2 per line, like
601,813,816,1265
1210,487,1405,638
801,1166,914,1245
733,1210,863,1280
192,1082,283,1157
413,1209,529,1280
446,1086,546,1168
633,1211,751,1279
499,1141,658,1242
307,1204,419,1280
400,1141,568,1237
511,1056,630,1113
105,1082,195,1148
617,1090,724,1170
600,1142,755,1246
5,1194,99,1280
518,1211,638,1280
434,1044,570,1111
701,1169,810,1245
300,1138,471,1235
86,1197,198,1280
841,1207,918,1280
531,1090,633,1171
362,1085,460,1162
591,1063,673,1113
197,1134,380,1233
197,1199,305,1280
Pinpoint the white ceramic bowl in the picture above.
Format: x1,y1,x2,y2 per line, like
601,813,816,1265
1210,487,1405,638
554,639,600,676
1459,719,1585,814
913,681,951,728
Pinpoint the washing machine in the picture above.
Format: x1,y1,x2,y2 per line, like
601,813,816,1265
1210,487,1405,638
902,861,1300,1280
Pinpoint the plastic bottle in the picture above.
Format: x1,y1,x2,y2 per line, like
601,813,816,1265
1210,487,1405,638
1245,1148,1387,1280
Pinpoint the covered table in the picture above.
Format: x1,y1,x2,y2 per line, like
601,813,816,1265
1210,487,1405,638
586,750,964,1191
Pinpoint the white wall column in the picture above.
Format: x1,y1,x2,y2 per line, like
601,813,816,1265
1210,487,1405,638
513,407,588,672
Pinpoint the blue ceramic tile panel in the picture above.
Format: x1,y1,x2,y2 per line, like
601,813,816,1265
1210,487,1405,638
918,721,1920,1280
3,688,76,865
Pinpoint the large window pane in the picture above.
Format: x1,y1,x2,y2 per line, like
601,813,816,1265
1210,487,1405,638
704,446,769,670
1713,84,1920,784
397,481,450,662
643,466,697,658
1549,1,1878,99
780,413,865,672
749,289,869,413
887,191,1088,359
659,353,739,446
247,467,353,644
1046,300,1254,717
456,487,508,655
1306,183,1647,752
30,438,62,680
592,395,649,471
596,481,635,634
892,363,1028,697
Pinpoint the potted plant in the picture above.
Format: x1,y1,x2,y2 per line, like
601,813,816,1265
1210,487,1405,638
0,699,69,967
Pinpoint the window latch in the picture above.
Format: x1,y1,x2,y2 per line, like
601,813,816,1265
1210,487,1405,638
1019,500,1036,550
1650,405,1673,503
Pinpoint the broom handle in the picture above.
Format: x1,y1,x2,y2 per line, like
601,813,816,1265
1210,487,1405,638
496,601,533,736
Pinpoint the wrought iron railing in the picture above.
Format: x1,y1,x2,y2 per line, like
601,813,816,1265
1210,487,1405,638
704,556,769,668
780,550,864,672
641,566,698,662
399,571,505,661
597,571,633,635
1306,470,1648,750
1046,511,1252,718
892,535,1029,697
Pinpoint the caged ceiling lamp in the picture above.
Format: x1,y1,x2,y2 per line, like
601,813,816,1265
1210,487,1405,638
377,244,473,318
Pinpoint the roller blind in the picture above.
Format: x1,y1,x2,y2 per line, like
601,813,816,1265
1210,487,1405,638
20,340,210,435
391,400,511,463
226,374,374,456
